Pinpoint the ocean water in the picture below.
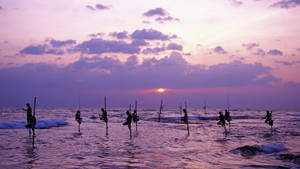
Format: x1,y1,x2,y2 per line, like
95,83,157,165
0,107,300,169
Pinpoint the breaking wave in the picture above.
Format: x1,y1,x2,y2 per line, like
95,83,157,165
0,119,68,129
231,142,288,157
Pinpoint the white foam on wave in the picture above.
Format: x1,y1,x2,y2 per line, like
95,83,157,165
255,142,287,153
0,119,68,129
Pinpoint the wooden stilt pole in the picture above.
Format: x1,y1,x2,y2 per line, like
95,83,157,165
77,90,81,133
105,96,108,136
135,100,138,131
227,96,231,127
179,104,182,116
33,97,36,117
204,100,207,114
32,97,37,146
158,100,163,122
185,101,190,136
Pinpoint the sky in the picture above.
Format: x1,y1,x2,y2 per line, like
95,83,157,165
0,0,300,109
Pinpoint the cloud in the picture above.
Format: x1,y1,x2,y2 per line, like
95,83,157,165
0,52,278,92
183,53,192,56
125,55,139,67
229,0,243,6
143,20,151,24
86,4,110,11
242,43,259,50
3,52,297,108
253,48,266,56
167,43,183,51
271,0,300,8
20,45,46,55
19,39,76,55
0,5,3,10
196,61,278,87
139,42,183,54
275,60,300,66
275,60,292,66
46,49,64,55
155,16,180,23
110,31,128,39
89,33,104,38
74,38,140,54
20,45,64,55
251,48,283,57
142,47,166,55
96,4,110,10
267,49,283,56
50,39,76,47
131,39,148,47
143,8,167,17
214,46,227,54
131,29,176,41
20,29,177,56
143,8,179,24
86,5,94,11
297,48,300,52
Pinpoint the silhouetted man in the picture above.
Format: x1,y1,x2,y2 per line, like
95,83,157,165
182,108,190,135
181,109,188,124
264,110,273,128
23,103,32,128
75,110,82,124
218,112,226,127
100,108,108,123
225,109,231,124
132,109,139,124
123,110,132,137
75,110,82,132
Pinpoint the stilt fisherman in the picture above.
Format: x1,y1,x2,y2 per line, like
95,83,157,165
123,110,132,137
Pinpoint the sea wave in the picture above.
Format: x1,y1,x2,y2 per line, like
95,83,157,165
147,115,261,123
255,142,288,153
288,113,300,117
231,142,287,157
0,119,68,129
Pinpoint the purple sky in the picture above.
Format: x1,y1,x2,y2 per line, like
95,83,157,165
0,0,300,109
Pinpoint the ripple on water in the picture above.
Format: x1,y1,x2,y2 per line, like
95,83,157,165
0,108,299,168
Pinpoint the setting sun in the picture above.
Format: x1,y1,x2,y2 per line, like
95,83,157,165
156,88,166,93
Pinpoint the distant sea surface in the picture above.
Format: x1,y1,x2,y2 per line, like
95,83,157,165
0,107,300,168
